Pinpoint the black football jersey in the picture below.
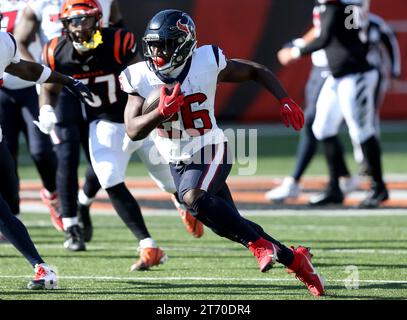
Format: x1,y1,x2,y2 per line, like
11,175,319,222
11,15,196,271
302,0,372,77
42,28,137,122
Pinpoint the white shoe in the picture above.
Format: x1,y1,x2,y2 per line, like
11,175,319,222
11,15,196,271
339,175,360,195
27,263,58,290
265,177,300,202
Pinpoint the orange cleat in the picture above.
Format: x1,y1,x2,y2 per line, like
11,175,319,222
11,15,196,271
286,246,325,296
40,188,63,232
130,247,168,271
171,194,204,238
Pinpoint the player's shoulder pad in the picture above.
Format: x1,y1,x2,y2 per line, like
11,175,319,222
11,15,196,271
119,62,148,94
104,27,137,64
0,32,18,60
7,33,18,57
195,45,227,71
42,36,64,70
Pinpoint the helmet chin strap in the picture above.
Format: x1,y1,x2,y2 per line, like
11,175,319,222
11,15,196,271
162,63,185,78
73,41,92,52
154,59,190,84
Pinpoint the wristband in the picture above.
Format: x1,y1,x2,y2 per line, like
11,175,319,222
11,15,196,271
291,47,301,59
37,65,52,84
292,38,306,48
40,104,54,113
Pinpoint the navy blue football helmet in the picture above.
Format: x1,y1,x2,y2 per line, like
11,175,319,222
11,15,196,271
143,9,197,79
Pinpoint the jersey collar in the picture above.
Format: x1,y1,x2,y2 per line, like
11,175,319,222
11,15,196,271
155,57,192,85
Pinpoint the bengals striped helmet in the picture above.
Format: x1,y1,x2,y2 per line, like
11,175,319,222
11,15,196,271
60,0,104,52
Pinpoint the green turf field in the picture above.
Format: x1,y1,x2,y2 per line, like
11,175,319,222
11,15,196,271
1,123,406,300
0,212,406,300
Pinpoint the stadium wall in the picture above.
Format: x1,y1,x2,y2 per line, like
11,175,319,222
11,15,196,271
118,0,407,122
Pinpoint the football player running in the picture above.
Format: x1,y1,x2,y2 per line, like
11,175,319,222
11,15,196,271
13,0,124,239
122,9,325,296
0,16,93,289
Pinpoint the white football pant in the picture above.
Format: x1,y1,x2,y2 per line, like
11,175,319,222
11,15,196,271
352,71,389,164
313,69,379,145
89,119,176,193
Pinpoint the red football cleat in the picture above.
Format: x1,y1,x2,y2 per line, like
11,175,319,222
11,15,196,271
27,263,58,290
40,188,63,232
286,246,325,296
248,238,278,273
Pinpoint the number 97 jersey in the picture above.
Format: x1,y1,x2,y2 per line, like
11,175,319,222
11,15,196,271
120,45,228,163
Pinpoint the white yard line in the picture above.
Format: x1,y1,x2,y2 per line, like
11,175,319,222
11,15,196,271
17,206,407,216
0,275,406,284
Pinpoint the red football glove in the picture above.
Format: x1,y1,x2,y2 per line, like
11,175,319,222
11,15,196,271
279,97,304,131
157,82,185,118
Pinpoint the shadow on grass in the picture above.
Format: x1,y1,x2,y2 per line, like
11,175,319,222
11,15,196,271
1,280,405,300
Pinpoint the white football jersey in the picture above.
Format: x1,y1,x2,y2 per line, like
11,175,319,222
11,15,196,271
311,4,328,67
29,0,113,47
120,45,228,163
0,0,42,89
0,32,20,86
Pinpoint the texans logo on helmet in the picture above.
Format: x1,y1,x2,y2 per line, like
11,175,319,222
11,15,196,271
176,19,192,36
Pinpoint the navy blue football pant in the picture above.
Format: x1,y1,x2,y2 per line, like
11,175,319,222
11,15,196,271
292,66,349,181
0,142,44,266
0,140,20,214
53,90,101,219
0,86,57,195
0,194,44,266
170,142,293,266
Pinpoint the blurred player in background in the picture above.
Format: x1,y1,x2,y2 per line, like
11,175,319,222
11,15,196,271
0,0,59,233
267,28,357,203
267,10,400,205
0,20,93,289
352,13,401,175
278,0,389,208
13,0,123,240
123,9,326,296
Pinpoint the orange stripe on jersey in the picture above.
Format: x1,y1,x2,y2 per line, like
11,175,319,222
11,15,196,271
45,38,58,71
128,33,135,52
42,44,49,66
114,29,122,64
123,32,131,56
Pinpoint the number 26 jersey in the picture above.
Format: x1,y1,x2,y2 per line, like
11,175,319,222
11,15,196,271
120,45,228,163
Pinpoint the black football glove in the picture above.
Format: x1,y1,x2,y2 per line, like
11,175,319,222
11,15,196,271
65,77,94,104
